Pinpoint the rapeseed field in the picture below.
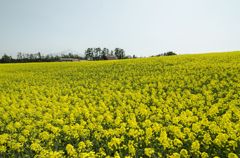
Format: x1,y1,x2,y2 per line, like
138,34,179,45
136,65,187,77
0,52,240,157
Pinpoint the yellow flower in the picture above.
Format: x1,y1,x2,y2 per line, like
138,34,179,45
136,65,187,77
191,140,200,153
128,141,136,156
169,153,181,158
78,141,86,152
201,152,209,158
66,144,77,157
173,138,183,147
11,142,23,152
49,151,64,158
30,142,42,152
144,148,155,157
14,122,22,129
0,145,7,153
108,137,122,150
39,131,50,141
0,134,9,145
180,149,188,158
228,153,238,158
22,129,30,137
18,135,26,143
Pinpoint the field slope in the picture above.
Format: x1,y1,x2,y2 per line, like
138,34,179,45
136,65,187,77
0,52,240,157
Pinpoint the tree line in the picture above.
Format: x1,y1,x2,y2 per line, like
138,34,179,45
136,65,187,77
0,47,130,63
0,49,176,63
153,51,177,57
85,47,126,60
0,52,85,63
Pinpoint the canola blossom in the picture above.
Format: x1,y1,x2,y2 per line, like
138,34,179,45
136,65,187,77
0,52,240,157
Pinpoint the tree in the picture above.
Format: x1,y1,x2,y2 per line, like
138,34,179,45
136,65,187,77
164,51,177,56
155,51,177,57
29,54,35,60
1,54,12,63
17,52,23,60
37,52,42,60
85,48,94,60
84,47,128,60
94,48,101,60
101,48,109,60
114,48,125,59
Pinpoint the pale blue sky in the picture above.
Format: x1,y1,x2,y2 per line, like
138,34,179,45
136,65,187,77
0,0,240,57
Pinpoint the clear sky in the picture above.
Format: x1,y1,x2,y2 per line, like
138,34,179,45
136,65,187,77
0,0,240,57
